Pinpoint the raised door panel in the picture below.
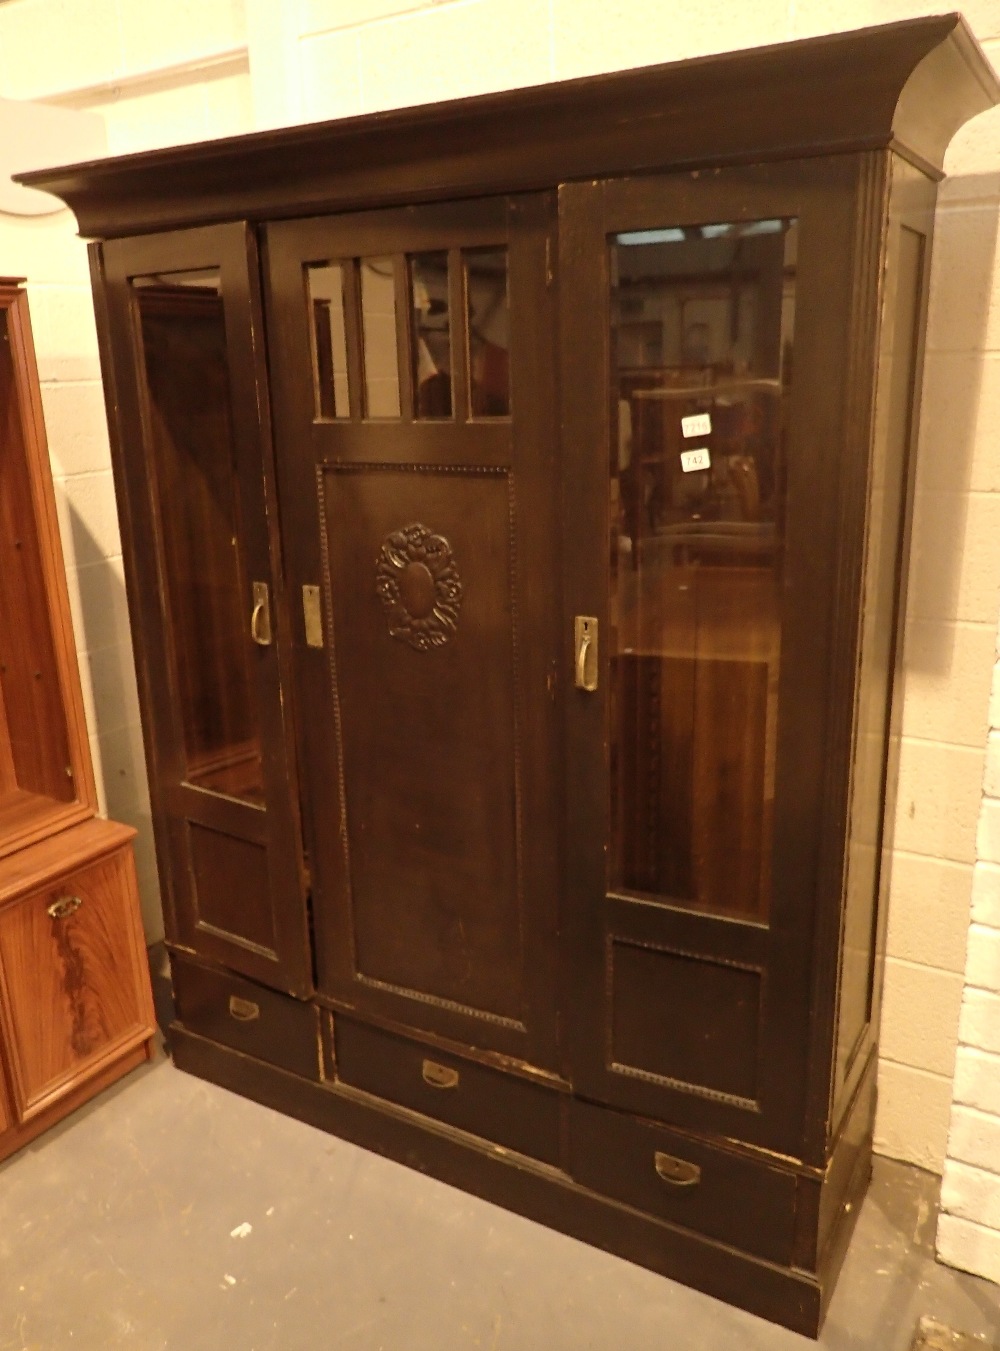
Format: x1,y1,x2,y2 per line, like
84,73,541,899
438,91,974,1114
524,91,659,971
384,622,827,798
0,844,153,1120
95,226,310,994
266,196,561,1068
561,158,874,1155
323,468,522,1021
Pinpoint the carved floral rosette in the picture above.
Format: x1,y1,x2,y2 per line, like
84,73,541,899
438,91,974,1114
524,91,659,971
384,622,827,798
375,522,463,651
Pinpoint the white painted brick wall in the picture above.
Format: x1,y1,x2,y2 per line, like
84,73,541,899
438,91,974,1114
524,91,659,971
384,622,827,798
0,0,999,1273
974,861,1000,927
941,629,1000,1285
936,1213,1000,1285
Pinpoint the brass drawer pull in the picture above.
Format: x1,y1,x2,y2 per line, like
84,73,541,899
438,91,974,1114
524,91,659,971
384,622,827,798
654,1151,701,1188
47,895,82,920
422,1058,459,1090
229,995,260,1022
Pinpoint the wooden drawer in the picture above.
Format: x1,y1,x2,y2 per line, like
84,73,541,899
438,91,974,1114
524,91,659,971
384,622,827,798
172,956,320,1082
0,839,153,1122
570,1100,797,1264
334,1017,563,1167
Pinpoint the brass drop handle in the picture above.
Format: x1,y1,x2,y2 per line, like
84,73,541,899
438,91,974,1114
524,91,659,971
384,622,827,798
654,1150,701,1188
422,1059,459,1090
47,895,82,920
574,616,598,691
229,995,260,1022
250,581,272,646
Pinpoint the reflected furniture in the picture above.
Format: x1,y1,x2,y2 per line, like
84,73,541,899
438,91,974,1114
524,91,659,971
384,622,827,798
0,278,156,1164
23,16,998,1334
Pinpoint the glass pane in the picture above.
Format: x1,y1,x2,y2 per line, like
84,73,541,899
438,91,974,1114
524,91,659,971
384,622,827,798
608,218,797,921
360,257,401,418
133,271,263,805
307,262,350,419
410,251,452,417
465,248,510,417
0,307,74,812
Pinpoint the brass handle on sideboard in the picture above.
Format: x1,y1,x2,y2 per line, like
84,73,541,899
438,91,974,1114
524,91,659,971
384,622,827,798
654,1151,701,1188
422,1059,459,1090
229,995,260,1022
47,895,82,920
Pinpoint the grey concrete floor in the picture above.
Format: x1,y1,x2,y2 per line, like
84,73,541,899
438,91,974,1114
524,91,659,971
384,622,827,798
1,1044,997,1351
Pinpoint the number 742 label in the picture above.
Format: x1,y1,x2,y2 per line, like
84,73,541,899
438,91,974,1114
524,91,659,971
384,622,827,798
680,447,711,473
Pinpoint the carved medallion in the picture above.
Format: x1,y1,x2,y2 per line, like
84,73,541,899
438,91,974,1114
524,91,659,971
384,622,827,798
375,523,463,650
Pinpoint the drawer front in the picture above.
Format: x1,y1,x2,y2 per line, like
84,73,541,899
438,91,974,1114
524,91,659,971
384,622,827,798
172,956,320,1082
0,845,153,1120
570,1100,797,1264
334,1017,563,1167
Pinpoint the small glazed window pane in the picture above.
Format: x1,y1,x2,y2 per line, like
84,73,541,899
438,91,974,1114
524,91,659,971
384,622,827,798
360,257,401,419
306,262,350,420
410,252,452,418
132,270,263,805
465,248,510,417
608,218,798,922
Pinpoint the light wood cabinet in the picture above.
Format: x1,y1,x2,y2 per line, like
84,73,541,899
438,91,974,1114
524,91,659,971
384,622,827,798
0,826,152,1122
0,280,155,1164
24,15,997,1335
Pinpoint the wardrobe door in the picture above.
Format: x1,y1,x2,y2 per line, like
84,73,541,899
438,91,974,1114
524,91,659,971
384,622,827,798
265,196,561,1069
561,159,871,1155
97,225,310,994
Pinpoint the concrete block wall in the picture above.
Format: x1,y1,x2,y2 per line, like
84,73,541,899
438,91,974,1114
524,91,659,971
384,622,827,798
937,690,1000,1281
1,0,999,1281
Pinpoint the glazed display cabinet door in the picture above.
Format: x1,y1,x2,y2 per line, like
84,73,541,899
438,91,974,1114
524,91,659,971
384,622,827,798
98,225,310,994
266,197,561,1068
561,161,870,1154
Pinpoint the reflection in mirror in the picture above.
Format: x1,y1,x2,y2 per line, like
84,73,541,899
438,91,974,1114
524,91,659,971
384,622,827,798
410,252,452,417
608,219,797,921
132,270,263,805
307,262,350,419
360,257,401,418
465,248,510,417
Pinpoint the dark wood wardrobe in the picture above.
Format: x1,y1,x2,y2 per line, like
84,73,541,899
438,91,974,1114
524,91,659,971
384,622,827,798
21,14,998,1333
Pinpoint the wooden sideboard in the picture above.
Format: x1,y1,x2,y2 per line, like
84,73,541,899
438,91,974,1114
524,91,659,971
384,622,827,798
0,279,155,1165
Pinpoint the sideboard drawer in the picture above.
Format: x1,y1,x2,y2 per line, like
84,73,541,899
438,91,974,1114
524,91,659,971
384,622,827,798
172,956,320,1082
570,1100,797,1265
334,1017,563,1167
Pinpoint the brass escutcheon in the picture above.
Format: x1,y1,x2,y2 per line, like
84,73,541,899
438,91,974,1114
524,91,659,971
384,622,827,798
46,895,82,921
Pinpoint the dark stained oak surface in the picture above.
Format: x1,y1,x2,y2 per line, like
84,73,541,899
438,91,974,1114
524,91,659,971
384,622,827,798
60,18,999,1337
265,196,561,1068
18,16,998,238
98,227,312,996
